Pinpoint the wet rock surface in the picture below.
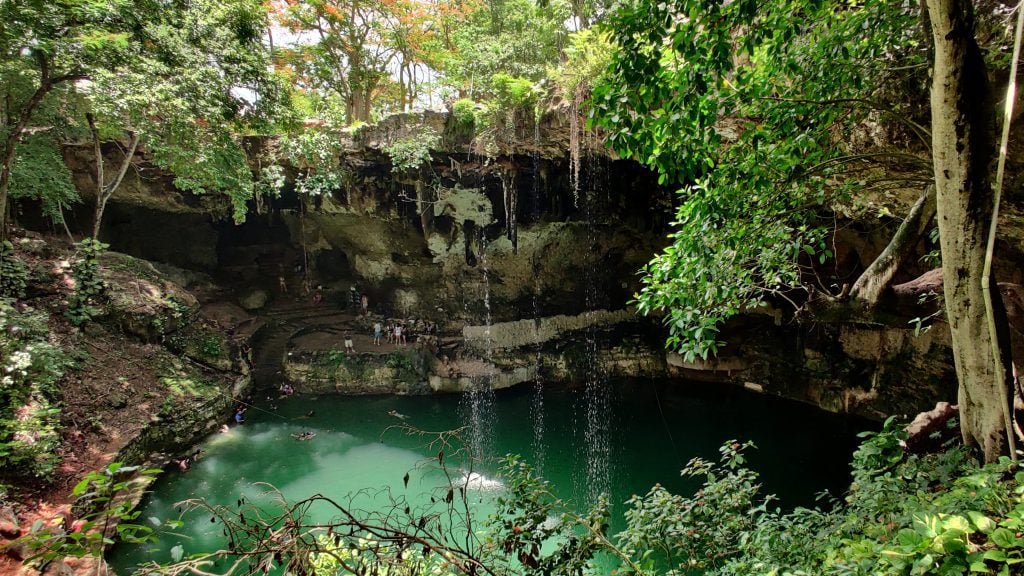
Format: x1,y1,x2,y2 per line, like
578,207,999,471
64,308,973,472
29,112,1017,420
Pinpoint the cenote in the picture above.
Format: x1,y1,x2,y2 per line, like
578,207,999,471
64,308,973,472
108,378,866,574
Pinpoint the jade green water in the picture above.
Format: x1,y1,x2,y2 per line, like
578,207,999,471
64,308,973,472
108,379,865,573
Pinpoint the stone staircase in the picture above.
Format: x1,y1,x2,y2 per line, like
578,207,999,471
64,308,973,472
250,302,360,388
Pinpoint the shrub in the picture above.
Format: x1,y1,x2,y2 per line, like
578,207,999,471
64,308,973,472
0,241,28,299
549,29,613,101
0,300,72,478
18,463,166,573
384,127,441,173
66,239,109,326
451,98,478,129
489,423,1024,576
489,73,541,110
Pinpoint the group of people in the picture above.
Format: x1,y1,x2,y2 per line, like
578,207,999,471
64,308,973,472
371,321,406,346
176,448,202,472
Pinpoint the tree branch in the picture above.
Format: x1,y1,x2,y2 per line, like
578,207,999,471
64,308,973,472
848,186,937,306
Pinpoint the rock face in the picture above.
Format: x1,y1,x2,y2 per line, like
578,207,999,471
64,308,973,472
282,309,670,395
238,288,269,311
462,309,637,351
54,114,670,326
33,111,1001,422
666,314,958,420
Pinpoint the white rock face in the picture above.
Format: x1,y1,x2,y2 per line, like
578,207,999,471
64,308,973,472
433,186,494,225
462,309,637,351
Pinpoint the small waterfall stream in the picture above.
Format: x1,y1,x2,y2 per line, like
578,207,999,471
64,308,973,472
530,118,546,475
581,161,612,504
462,228,496,460
566,115,613,504
531,288,546,475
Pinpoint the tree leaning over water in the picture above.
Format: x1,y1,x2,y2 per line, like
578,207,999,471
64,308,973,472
592,0,1019,460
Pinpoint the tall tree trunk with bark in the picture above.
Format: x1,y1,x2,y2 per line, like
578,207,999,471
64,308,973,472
927,0,1016,461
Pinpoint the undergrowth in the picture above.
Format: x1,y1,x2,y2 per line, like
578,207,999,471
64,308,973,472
0,299,73,480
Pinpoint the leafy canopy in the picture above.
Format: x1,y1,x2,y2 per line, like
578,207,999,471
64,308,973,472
79,0,277,223
591,0,926,360
1,0,280,226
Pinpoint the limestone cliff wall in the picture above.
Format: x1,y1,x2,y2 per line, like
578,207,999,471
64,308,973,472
28,111,1010,422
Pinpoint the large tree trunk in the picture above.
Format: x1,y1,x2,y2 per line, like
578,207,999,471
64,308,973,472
927,0,1016,461
849,186,937,306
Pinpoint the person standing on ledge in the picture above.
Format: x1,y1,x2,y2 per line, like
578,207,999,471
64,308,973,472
344,333,354,353
373,321,382,345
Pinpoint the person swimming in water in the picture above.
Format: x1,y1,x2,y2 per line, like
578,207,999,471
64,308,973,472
388,409,408,420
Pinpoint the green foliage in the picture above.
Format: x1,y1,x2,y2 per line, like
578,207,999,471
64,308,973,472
618,440,762,573
8,134,80,226
384,352,415,372
0,241,28,299
296,172,342,198
152,294,192,338
0,0,274,228
283,130,343,170
79,0,276,224
273,0,409,123
549,29,613,100
124,421,1024,576
592,423,1024,576
254,164,286,201
310,533,460,576
66,239,108,326
451,99,479,129
592,0,926,358
489,74,541,110
18,463,167,571
146,126,256,224
384,127,441,173
437,0,570,98
483,425,1024,576
471,74,543,156
198,334,224,359
283,129,345,198
487,456,612,575
0,300,72,478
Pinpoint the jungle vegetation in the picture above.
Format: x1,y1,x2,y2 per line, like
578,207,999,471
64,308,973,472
3,0,1024,573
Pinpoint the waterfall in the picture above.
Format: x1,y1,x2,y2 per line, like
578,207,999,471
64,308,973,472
531,273,546,476
462,228,495,461
502,169,518,253
529,118,547,474
567,114,612,505
582,172,611,505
